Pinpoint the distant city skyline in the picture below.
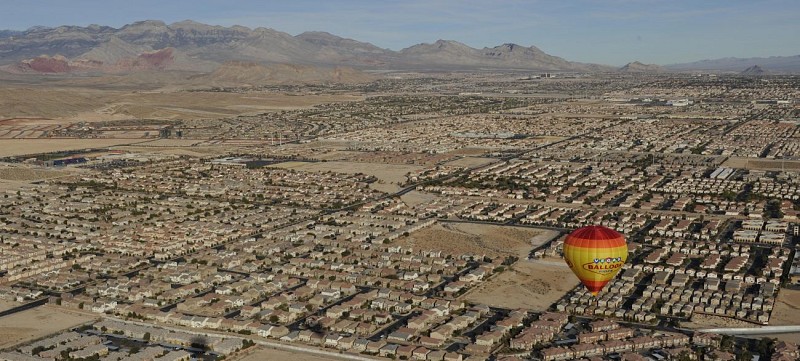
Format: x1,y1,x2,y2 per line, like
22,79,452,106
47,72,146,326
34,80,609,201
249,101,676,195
2,0,798,65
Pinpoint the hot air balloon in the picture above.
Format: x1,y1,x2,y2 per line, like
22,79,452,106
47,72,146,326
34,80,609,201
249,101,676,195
563,225,627,296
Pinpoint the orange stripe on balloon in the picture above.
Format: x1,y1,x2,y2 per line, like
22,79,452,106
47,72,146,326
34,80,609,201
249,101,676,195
569,226,623,240
562,244,627,251
564,236,626,248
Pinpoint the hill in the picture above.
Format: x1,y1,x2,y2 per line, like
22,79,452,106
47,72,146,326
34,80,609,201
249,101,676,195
201,61,375,86
618,61,664,73
666,55,800,73
0,20,609,74
740,65,767,76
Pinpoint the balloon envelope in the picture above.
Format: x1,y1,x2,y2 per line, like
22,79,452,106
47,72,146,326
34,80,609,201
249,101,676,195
563,225,628,296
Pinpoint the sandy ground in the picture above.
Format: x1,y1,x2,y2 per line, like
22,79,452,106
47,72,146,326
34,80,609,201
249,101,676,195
0,300,21,312
0,164,70,181
769,288,800,326
681,313,759,329
0,306,96,349
0,139,139,157
0,180,31,191
400,190,438,208
231,346,379,361
463,260,579,311
723,157,800,171
446,148,491,156
0,87,361,121
122,139,207,147
0,164,79,190
272,161,421,193
398,222,544,259
443,156,496,169
113,145,230,157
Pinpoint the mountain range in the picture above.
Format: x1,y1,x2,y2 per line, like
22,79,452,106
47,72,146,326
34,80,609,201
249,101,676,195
0,20,797,79
665,55,800,73
0,20,611,75
618,61,664,73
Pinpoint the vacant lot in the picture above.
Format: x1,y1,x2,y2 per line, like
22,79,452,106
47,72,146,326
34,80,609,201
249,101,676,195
0,300,20,313
769,288,800,326
443,156,496,169
232,346,378,361
463,259,579,311
0,87,360,121
723,157,800,171
129,139,208,147
398,222,546,259
0,139,137,157
0,306,95,349
400,190,438,208
0,165,70,182
681,313,758,330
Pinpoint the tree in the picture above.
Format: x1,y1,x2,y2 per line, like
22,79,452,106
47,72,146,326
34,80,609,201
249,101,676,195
736,350,752,361
720,335,735,350
755,337,775,358
676,350,693,361
143,332,150,341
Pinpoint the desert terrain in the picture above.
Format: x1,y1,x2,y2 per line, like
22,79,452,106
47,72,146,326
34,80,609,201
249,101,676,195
0,139,142,157
0,163,80,190
0,300,20,312
463,259,579,311
397,222,546,259
232,346,380,361
681,313,759,330
723,156,800,171
399,190,438,208
0,164,71,181
768,288,800,327
0,306,96,349
0,86,361,121
442,156,496,168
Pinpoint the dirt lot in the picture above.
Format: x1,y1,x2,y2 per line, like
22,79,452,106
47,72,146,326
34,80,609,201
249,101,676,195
232,346,378,361
0,165,71,182
723,157,800,171
0,166,77,191
0,139,137,157
0,306,96,349
397,222,545,259
463,259,579,311
0,87,360,121
400,190,438,208
113,144,233,157
769,288,800,326
273,161,420,193
680,313,759,329
0,300,20,312
443,156,496,169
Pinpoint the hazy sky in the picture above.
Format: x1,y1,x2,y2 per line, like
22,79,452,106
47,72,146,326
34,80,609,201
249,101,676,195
2,0,798,65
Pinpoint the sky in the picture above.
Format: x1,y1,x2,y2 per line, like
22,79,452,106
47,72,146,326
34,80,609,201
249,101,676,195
1,0,798,65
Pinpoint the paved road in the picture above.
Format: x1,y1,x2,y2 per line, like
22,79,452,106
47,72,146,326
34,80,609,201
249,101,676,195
102,315,384,361
697,326,800,336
